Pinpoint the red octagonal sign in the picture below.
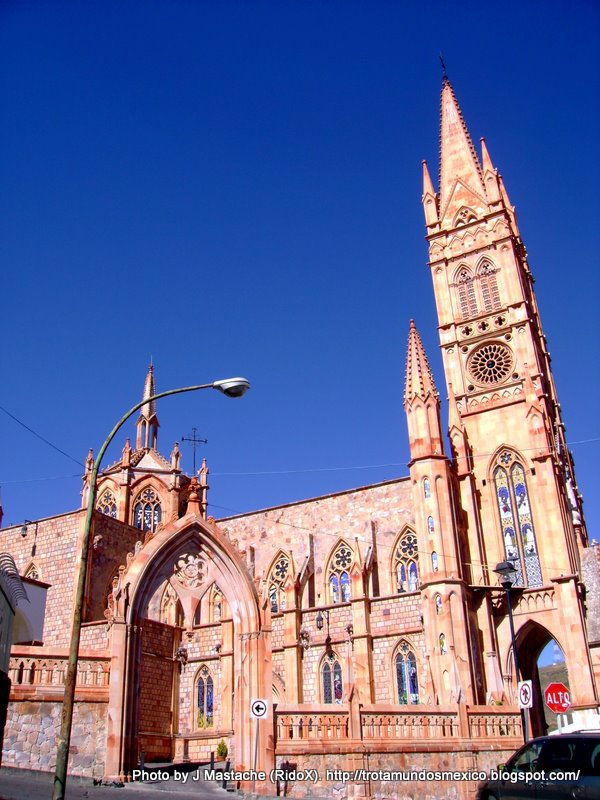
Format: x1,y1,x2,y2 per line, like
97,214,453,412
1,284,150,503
544,682,571,713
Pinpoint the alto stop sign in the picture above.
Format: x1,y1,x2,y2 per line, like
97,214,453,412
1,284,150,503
544,682,571,713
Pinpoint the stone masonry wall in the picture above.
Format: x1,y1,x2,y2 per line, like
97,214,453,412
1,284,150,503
276,747,518,800
2,700,107,778
86,513,143,622
219,478,414,604
139,619,175,762
2,511,83,647
582,544,600,643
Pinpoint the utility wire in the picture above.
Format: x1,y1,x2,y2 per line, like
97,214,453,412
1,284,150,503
0,404,84,467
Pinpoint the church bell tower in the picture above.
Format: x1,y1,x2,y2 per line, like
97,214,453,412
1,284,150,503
419,77,595,719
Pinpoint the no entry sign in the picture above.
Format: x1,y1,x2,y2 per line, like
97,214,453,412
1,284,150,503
544,682,571,713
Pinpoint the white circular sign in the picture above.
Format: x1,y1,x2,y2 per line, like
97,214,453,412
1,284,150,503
250,698,269,719
518,680,533,709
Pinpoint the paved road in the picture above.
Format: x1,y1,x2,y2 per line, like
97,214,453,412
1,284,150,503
0,767,236,800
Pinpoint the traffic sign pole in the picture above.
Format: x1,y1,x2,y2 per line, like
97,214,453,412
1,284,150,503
253,717,259,794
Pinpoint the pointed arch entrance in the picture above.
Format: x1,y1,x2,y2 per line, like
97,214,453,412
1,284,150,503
514,621,568,738
104,514,272,781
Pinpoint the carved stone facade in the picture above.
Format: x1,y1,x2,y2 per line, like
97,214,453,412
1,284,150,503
1,80,597,798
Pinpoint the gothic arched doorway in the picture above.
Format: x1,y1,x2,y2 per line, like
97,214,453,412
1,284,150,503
103,515,273,782
515,621,568,737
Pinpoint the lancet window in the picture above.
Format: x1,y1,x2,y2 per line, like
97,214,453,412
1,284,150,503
395,642,419,704
160,583,183,627
322,654,343,704
133,487,162,532
394,530,419,593
97,488,117,518
195,665,214,728
493,451,542,587
478,260,501,312
267,553,289,613
328,543,352,604
457,268,478,319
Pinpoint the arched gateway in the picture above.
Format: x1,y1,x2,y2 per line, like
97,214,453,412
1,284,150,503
104,493,273,784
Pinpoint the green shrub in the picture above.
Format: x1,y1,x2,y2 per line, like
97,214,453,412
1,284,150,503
216,739,228,758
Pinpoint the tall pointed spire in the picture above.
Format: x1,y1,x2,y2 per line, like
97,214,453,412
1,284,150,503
136,363,159,450
404,321,444,459
422,160,439,228
404,320,439,403
141,363,157,419
439,79,486,214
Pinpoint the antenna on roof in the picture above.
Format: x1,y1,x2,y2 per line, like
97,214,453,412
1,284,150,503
181,427,208,474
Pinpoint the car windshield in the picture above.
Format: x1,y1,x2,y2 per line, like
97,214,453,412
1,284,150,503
508,741,543,771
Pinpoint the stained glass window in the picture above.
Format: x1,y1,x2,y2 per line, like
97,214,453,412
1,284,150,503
427,516,435,533
328,543,353,604
97,489,117,518
196,666,214,728
267,553,289,613
431,551,439,572
133,487,162,533
435,594,443,615
439,633,447,655
423,478,431,499
322,656,343,704
493,453,541,587
394,530,419,593
395,643,419,704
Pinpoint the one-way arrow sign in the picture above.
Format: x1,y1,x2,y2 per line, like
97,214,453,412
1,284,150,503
250,698,269,719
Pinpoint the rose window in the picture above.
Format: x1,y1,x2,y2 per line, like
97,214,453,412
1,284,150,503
468,342,513,385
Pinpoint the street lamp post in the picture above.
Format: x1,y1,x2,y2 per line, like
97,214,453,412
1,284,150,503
494,560,529,743
52,377,250,800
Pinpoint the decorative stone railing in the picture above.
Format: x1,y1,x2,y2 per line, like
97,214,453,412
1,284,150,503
8,652,110,698
274,703,522,749
467,706,522,738
276,705,350,741
362,707,459,739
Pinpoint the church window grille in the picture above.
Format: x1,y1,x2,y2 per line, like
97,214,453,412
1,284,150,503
493,452,542,587
97,489,117,518
133,487,162,532
394,531,419,593
196,666,214,728
468,342,513,385
322,654,343,704
328,544,352,604
457,269,478,319
423,478,431,498
479,260,501,312
395,642,419,704
267,553,289,613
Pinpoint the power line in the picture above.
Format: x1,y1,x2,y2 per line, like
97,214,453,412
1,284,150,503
0,404,84,467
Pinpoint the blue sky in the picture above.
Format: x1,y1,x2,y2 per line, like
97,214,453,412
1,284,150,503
1,1,598,542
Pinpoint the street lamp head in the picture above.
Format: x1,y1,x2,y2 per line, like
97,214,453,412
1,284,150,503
316,610,324,631
212,378,251,398
494,560,518,588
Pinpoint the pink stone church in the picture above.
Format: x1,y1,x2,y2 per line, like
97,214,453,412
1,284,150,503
2,80,598,799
